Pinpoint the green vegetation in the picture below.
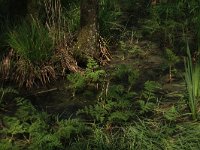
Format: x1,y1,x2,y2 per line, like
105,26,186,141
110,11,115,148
7,19,53,63
0,76,200,149
67,58,106,96
0,0,200,149
165,48,179,82
184,44,200,120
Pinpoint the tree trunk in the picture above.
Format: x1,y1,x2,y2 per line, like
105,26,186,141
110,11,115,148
76,0,99,60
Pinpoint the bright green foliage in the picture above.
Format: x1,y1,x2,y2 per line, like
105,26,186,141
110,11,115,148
67,58,105,95
0,139,18,150
77,72,160,125
137,100,155,115
138,81,161,115
90,127,111,149
30,133,62,150
112,64,139,85
0,93,88,149
164,106,179,121
164,48,179,80
142,81,161,102
108,111,132,122
85,58,106,82
77,84,134,124
70,120,200,150
67,73,86,91
55,118,86,139
2,116,26,135
165,48,179,64
7,19,53,64
144,81,161,93
78,99,133,124
184,45,200,120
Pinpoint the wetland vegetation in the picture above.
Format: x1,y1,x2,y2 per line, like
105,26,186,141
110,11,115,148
0,0,200,149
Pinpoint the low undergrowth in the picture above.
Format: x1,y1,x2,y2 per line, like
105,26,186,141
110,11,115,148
1,62,200,149
0,1,200,149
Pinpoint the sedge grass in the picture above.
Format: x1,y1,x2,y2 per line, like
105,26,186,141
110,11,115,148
7,19,53,64
184,44,200,120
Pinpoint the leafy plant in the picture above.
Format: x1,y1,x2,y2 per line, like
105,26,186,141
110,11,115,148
0,139,18,150
137,81,161,115
55,118,87,139
137,100,155,115
112,64,139,87
0,94,88,149
184,44,200,120
165,48,179,82
164,106,179,121
67,58,105,96
77,84,134,124
85,58,106,83
67,73,86,92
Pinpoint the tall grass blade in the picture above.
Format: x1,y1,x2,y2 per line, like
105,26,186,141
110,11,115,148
184,43,200,120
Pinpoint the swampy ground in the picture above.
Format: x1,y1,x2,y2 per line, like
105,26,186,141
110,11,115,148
0,1,200,149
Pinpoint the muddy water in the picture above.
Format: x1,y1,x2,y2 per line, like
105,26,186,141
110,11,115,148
29,40,185,118
27,81,98,118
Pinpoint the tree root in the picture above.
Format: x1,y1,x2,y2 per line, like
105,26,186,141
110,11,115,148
56,48,83,74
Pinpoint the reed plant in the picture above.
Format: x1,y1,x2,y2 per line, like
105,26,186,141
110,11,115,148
184,44,200,120
5,19,56,88
7,19,53,64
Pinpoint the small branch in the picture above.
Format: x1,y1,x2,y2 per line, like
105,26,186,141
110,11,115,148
34,88,58,95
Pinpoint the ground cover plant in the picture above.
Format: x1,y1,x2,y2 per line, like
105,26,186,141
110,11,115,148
0,0,200,149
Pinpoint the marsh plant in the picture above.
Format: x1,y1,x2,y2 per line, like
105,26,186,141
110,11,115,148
184,45,200,120
4,19,56,88
7,19,53,64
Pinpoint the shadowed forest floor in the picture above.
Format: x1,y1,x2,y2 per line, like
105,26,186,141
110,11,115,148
30,39,185,119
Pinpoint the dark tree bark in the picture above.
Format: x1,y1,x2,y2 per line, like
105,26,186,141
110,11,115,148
76,0,99,59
